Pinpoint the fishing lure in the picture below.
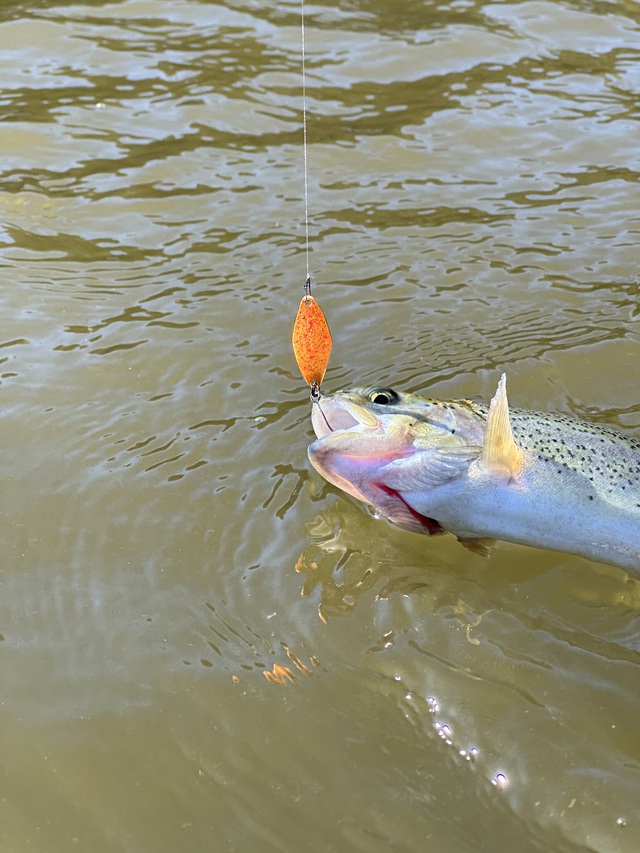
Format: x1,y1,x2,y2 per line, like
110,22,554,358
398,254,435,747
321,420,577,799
292,276,332,392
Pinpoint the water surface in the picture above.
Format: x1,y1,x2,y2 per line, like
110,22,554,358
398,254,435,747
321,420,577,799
0,0,639,850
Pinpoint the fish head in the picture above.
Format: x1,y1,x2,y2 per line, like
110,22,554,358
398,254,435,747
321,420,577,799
308,386,485,534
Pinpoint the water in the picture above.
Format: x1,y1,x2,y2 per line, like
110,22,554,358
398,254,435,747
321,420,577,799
0,0,638,850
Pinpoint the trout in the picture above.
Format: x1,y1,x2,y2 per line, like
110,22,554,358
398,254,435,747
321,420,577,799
308,375,640,571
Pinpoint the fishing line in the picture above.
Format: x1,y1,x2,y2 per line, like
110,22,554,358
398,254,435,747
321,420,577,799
292,0,332,398
300,0,310,282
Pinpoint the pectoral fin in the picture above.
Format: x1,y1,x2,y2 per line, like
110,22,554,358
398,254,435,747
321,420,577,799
457,536,496,557
482,374,523,479
381,443,481,491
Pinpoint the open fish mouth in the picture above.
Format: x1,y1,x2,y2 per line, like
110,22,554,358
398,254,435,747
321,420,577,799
308,397,446,536
311,394,378,438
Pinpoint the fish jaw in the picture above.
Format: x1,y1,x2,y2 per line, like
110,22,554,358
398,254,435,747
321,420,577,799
308,394,453,534
309,400,412,525
308,434,445,534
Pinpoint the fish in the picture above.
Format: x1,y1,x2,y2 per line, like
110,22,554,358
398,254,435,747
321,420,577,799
308,374,640,571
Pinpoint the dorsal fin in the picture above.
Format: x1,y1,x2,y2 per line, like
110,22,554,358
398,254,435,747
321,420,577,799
482,373,523,479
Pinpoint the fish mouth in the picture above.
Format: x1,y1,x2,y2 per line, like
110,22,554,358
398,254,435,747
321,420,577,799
308,394,444,535
311,394,378,439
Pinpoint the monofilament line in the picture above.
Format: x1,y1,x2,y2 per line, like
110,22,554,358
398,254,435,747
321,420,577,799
300,0,310,281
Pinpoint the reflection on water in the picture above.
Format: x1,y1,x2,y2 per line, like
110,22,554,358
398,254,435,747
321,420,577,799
0,0,638,850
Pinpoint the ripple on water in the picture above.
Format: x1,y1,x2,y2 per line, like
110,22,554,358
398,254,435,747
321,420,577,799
0,0,638,851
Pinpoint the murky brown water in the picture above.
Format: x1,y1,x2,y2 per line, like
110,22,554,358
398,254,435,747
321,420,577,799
0,0,639,850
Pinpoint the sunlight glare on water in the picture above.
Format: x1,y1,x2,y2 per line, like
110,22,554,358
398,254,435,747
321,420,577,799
0,0,638,851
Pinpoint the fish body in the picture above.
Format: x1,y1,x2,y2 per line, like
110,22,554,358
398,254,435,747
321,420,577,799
308,376,640,571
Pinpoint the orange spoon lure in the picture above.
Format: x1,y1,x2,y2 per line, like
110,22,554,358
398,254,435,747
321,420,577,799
292,276,332,396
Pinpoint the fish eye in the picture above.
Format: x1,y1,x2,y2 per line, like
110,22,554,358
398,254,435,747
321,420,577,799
367,387,399,405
